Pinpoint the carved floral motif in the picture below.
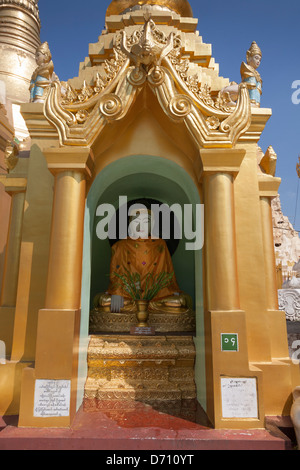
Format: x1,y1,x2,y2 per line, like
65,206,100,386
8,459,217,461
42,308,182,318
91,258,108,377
278,289,300,321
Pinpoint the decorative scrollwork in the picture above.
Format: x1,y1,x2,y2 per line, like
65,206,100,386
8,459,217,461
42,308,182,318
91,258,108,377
169,95,192,118
127,67,147,87
99,94,123,119
75,109,89,124
148,66,166,87
44,18,251,148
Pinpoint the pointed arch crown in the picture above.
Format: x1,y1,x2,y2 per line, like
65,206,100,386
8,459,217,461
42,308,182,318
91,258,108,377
43,12,252,150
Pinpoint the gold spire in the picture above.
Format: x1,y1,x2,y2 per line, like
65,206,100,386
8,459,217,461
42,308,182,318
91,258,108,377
106,0,193,18
0,0,40,52
0,0,41,107
0,0,40,25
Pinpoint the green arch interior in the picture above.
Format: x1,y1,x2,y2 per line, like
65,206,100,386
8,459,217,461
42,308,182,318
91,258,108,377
90,172,196,310
77,155,206,411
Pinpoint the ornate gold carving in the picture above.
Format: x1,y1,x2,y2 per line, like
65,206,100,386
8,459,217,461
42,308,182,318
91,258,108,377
84,335,196,409
0,0,40,22
206,116,220,130
75,109,89,124
120,18,175,68
99,93,123,119
128,67,147,86
60,48,127,107
89,308,196,333
169,95,192,118
44,18,251,148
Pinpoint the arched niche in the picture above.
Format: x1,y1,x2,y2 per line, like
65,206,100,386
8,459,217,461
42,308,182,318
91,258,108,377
77,155,205,410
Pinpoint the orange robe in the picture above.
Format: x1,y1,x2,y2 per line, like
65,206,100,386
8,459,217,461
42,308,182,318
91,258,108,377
107,238,180,300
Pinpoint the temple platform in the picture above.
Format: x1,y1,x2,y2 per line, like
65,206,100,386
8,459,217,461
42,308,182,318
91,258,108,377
0,404,295,450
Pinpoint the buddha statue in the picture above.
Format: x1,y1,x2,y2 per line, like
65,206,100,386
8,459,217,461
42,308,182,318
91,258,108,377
95,205,192,314
29,42,55,103
91,204,195,333
240,41,262,107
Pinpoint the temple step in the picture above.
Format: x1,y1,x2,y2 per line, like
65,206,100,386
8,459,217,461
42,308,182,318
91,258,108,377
84,335,196,412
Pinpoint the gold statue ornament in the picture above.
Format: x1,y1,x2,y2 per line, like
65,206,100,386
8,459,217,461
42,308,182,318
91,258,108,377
30,42,55,103
240,41,262,107
120,16,174,69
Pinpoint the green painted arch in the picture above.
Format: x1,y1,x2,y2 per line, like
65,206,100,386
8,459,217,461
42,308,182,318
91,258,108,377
77,155,206,411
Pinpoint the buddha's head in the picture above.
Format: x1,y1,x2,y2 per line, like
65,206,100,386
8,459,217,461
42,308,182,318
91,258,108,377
128,205,153,239
246,42,262,70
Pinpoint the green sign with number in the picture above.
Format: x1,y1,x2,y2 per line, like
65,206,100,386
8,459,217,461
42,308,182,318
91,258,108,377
221,334,239,352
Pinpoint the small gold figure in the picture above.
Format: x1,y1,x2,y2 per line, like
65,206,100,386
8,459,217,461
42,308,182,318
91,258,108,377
240,41,262,107
29,42,54,103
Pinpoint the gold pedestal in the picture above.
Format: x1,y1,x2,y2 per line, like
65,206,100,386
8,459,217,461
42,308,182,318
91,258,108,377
89,308,196,333
84,335,196,419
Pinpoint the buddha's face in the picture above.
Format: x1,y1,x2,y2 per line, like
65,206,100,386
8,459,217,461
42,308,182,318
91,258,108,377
249,54,261,69
128,213,152,239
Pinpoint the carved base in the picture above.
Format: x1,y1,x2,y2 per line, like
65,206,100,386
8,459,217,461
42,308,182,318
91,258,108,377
84,335,196,415
89,308,196,333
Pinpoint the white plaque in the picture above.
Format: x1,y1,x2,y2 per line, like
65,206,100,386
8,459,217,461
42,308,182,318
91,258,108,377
34,380,71,418
221,378,258,419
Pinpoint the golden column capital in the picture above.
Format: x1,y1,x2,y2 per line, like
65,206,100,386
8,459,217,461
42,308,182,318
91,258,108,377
43,146,94,179
196,148,246,181
0,175,27,195
258,175,281,199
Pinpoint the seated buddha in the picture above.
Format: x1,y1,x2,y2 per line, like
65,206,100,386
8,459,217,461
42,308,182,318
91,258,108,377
94,205,192,315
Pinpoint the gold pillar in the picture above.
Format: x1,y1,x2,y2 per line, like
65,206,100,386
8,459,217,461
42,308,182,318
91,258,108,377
204,172,240,311
45,171,86,310
0,177,27,355
19,147,93,428
0,186,26,307
260,196,278,310
199,149,265,430
258,176,289,359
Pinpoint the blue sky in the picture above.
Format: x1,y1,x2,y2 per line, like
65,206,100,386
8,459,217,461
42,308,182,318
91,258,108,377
38,0,300,230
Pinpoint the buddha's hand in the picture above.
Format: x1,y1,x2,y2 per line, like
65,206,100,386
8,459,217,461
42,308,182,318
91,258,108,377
111,295,125,313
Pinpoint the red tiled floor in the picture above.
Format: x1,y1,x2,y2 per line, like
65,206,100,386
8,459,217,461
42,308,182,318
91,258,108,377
0,401,293,450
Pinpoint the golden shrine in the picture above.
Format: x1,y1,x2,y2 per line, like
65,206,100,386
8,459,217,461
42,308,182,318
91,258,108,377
0,0,299,432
